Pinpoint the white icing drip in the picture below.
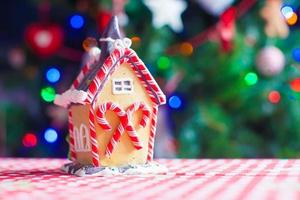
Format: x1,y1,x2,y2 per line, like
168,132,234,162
88,47,101,64
93,163,168,176
54,89,88,108
124,162,168,175
99,37,132,52
61,162,168,177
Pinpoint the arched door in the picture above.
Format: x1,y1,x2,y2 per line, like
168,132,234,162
74,124,91,152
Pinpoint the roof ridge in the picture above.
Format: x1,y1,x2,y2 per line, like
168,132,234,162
85,48,166,105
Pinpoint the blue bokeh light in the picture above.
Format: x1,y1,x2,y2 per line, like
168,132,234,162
46,67,60,83
44,128,58,143
168,95,182,109
292,48,300,62
70,14,84,29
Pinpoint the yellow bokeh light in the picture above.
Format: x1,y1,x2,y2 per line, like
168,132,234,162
287,12,298,25
180,42,193,56
131,36,141,43
82,37,97,52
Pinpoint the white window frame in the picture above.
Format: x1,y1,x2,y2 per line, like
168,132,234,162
112,78,133,94
74,124,91,152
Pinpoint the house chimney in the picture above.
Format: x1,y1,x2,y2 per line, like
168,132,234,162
98,16,123,69
77,16,123,91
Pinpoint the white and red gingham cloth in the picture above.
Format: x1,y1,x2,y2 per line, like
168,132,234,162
0,158,300,200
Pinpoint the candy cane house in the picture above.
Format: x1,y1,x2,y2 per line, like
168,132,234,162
54,17,166,174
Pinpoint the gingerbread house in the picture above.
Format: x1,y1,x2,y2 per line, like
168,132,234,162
54,17,166,169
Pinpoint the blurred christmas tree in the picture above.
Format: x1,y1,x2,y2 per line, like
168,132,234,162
128,0,300,158
167,0,300,158
1,0,300,158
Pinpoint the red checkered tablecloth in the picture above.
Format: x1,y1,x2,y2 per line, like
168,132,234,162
0,158,300,200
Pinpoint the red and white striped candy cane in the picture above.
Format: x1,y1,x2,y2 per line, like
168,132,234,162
127,102,151,128
89,103,100,167
95,102,128,131
105,102,150,157
71,64,90,89
147,104,158,162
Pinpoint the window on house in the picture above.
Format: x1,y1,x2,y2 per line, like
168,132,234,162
112,78,133,94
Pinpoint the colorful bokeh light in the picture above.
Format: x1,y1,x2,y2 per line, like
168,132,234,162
290,78,300,92
82,37,97,52
244,72,258,86
281,6,294,19
268,90,281,104
70,14,84,29
41,87,56,102
131,36,141,44
44,128,58,143
180,42,193,56
292,48,300,62
22,133,37,147
287,13,298,25
168,95,182,109
46,67,60,83
157,56,170,70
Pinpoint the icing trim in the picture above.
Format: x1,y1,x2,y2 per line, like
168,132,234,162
85,48,166,105
54,89,87,108
61,161,168,177
73,124,91,152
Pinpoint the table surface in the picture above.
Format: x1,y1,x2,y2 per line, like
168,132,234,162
0,158,300,200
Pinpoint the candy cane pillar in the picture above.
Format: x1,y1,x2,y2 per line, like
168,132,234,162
89,103,100,167
68,111,76,161
147,104,158,162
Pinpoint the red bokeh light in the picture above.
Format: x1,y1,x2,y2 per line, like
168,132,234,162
268,91,281,104
97,11,111,33
22,133,37,147
290,78,300,92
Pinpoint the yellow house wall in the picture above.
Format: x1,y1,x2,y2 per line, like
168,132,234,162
70,62,154,167
70,104,93,165
95,63,153,167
